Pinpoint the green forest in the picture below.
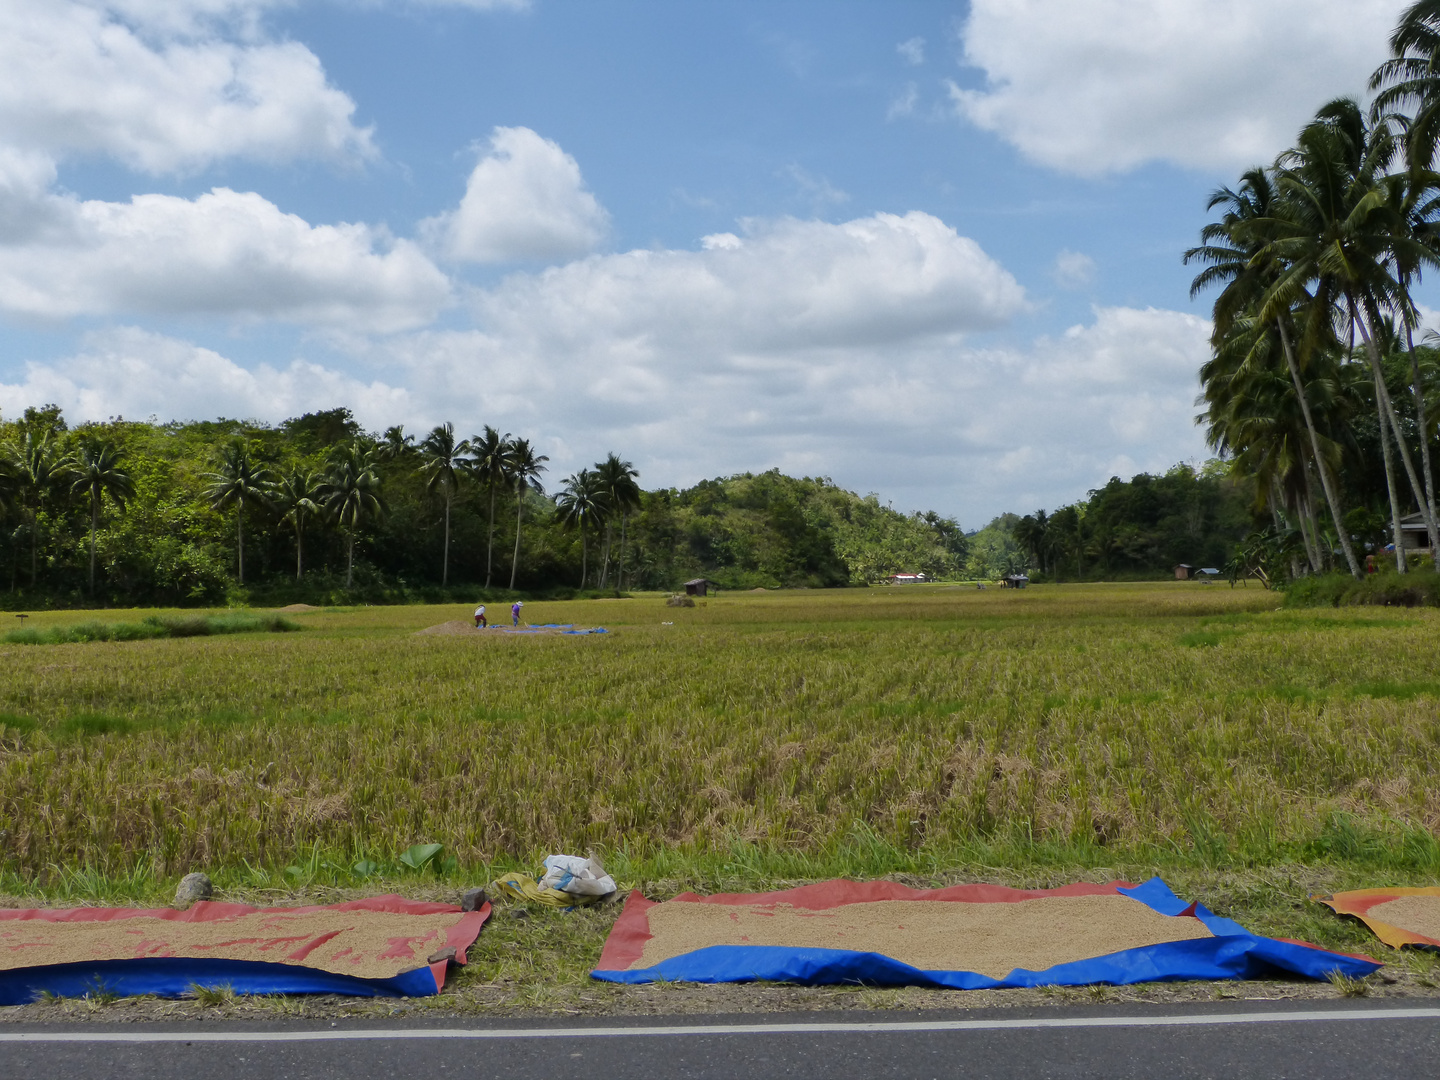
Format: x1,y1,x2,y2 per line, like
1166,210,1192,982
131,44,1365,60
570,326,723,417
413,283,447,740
0,400,1267,608
0,405,982,607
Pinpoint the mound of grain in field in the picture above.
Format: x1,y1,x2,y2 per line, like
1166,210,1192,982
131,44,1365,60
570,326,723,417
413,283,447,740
415,620,479,635
0,904,470,980
275,603,321,613
1365,896,1440,944
637,895,1213,979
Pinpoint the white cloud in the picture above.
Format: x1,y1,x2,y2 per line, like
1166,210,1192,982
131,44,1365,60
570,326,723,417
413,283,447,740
0,158,451,331
897,36,925,66
422,127,609,264
1052,249,1096,290
0,218,1210,521
887,82,919,121
0,326,412,427
952,0,1408,175
781,163,850,210
1,1,373,174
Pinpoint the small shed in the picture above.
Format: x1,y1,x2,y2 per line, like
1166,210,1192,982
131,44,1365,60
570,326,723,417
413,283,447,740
1001,574,1029,589
683,578,719,597
1400,512,1433,552
890,572,927,584
1173,564,1195,580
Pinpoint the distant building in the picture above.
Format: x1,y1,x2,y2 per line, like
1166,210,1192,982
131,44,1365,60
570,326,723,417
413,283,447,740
1399,513,1433,553
1173,564,1195,580
1001,574,1029,589
890,572,928,584
683,578,719,597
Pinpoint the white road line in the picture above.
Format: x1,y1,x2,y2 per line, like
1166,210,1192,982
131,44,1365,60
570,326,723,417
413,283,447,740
2,1007,1439,1042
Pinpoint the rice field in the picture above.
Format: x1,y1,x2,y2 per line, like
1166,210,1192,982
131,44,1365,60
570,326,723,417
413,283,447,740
3,582,1440,889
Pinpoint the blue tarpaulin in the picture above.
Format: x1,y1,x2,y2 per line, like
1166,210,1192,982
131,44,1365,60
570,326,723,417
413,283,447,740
592,877,1380,988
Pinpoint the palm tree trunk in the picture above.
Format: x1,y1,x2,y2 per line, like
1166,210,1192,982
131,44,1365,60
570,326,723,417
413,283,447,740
442,494,451,588
237,503,245,586
599,524,610,588
509,485,523,591
29,510,37,588
295,523,303,581
580,524,588,588
346,532,355,588
485,483,497,589
1378,388,1409,572
619,513,628,590
1405,322,1440,557
89,492,98,596
1276,319,1362,578
1357,314,1435,552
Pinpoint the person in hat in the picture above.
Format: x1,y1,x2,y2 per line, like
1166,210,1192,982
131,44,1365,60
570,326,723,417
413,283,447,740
511,600,523,626
474,604,487,628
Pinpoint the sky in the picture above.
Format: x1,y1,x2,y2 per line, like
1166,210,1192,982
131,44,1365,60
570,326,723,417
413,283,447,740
0,0,1421,525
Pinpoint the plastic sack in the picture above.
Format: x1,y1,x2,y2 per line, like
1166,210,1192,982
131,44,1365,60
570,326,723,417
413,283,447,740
539,855,617,898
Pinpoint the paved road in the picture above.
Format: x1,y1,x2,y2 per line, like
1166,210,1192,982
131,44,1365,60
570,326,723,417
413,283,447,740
3,1001,1439,1079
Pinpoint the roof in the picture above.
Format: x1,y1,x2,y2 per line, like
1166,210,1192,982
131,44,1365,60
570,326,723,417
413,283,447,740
683,578,717,586
1199,568,1220,575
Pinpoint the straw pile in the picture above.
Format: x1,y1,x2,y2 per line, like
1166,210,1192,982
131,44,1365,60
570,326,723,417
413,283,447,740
637,895,1213,978
275,604,321,614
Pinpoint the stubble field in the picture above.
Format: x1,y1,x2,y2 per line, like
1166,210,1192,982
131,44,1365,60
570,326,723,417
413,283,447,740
3,581,1439,891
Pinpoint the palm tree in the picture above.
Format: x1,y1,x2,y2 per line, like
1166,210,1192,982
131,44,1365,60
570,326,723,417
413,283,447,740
504,437,548,590
466,425,510,589
203,442,274,586
272,468,325,581
593,452,640,588
418,422,471,587
321,442,385,588
376,424,416,462
555,468,608,587
1371,1,1440,174
1185,165,1364,577
8,431,69,589
68,438,134,596
1262,100,1439,569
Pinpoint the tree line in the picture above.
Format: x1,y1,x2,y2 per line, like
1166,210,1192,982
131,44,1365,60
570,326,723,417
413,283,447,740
0,406,973,607
1183,0,1440,584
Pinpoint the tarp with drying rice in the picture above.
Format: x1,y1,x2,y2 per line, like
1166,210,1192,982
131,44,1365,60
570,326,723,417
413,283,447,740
592,878,1379,988
416,621,608,636
0,894,489,1005
1315,888,1440,950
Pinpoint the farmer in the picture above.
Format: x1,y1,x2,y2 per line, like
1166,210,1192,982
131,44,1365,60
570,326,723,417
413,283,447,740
511,600,523,627
474,604,487,628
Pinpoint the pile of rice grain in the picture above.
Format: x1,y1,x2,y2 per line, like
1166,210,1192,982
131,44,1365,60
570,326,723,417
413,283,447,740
0,908,464,980
1366,895,1440,943
637,895,1213,978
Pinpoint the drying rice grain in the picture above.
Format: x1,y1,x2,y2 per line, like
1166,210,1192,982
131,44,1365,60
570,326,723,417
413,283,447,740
637,895,1213,978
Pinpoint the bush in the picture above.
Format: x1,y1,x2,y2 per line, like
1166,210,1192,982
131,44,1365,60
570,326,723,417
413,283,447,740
1283,568,1440,608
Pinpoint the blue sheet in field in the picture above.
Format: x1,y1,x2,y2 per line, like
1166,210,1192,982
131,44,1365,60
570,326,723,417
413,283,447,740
591,877,1381,988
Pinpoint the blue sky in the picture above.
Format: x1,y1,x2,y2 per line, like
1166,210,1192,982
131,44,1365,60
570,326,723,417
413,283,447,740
0,0,1416,524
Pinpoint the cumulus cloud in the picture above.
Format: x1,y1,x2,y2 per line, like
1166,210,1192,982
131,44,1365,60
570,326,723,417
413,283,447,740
0,215,1210,520
0,326,413,427
422,127,609,263
951,0,1408,175
1,1,373,174
0,157,451,331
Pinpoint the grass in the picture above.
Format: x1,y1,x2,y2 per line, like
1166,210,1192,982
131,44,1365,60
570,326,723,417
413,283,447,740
2,612,297,646
2,582,1440,903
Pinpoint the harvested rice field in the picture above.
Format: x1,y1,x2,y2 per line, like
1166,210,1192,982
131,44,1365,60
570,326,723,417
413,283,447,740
5,580,1440,1013
6,582,1440,878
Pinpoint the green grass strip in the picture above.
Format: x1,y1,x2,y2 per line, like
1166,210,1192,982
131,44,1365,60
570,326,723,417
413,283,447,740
3,613,298,645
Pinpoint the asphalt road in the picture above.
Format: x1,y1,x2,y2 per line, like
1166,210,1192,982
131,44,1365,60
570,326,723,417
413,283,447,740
3,1001,1439,1080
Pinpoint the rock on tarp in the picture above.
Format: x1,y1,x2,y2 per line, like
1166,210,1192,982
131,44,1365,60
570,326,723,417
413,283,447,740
592,877,1380,989
0,894,490,1005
